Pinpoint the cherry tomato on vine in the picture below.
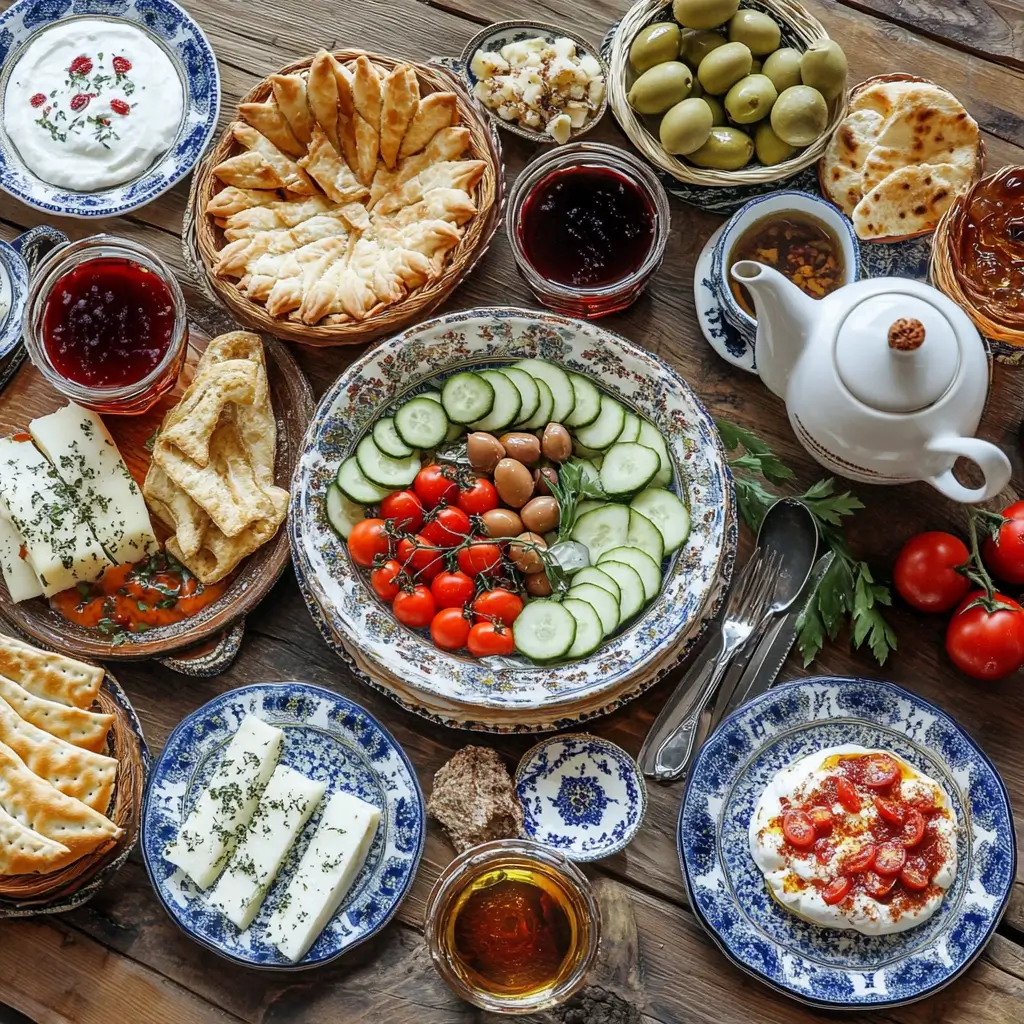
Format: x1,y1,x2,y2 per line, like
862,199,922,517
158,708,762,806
945,591,1024,680
893,532,970,613
421,506,472,548
467,621,515,657
431,571,475,610
348,518,391,568
397,534,444,583
472,588,523,626
430,607,471,650
380,489,424,533
392,585,435,628
983,501,1024,584
414,464,458,509
458,542,503,577
457,477,499,516
370,559,403,602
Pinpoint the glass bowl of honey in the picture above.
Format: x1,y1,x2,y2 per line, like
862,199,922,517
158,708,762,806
424,839,601,1013
23,234,188,415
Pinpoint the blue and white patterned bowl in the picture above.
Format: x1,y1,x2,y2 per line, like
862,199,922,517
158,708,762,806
0,239,28,363
679,676,1015,1009
516,734,646,861
0,0,220,218
140,682,425,970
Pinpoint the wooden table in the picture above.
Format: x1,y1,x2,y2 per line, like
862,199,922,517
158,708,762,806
1,0,1024,1020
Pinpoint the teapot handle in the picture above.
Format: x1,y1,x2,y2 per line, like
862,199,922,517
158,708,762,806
923,436,1012,504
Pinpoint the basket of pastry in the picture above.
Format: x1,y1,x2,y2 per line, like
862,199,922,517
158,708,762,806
189,49,504,346
0,634,146,911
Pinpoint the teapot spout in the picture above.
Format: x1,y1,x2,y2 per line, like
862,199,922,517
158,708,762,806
731,261,816,399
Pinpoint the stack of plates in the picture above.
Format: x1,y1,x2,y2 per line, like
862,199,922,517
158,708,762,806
290,307,737,733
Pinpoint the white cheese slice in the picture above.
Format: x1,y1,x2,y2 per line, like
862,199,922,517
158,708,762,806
164,714,284,890
265,790,381,962
0,436,111,596
0,502,43,602
208,764,326,930
29,403,158,567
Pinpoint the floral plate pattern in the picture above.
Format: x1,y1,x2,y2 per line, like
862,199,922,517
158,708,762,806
0,239,27,364
679,676,1015,1009
0,0,220,218
516,734,646,861
290,306,736,728
141,682,425,970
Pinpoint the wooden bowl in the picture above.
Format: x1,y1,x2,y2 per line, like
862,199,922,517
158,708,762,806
187,50,504,348
607,0,847,189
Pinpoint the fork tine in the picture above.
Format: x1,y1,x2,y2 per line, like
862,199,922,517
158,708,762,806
724,547,764,616
747,548,782,622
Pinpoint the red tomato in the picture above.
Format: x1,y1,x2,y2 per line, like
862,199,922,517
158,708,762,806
467,621,515,657
421,506,472,548
430,607,471,650
414,464,459,509
370,559,403,601
458,542,503,577
843,843,876,874
873,841,907,876
457,477,499,516
872,795,905,826
431,571,476,610
863,754,901,788
808,806,833,834
900,808,926,848
893,531,970,613
821,876,852,906
945,591,1024,680
380,490,424,533
835,776,862,813
397,535,444,583
983,501,1024,584
348,518,391,568
392,585,436,628
863,871,897,898
899,858,931,890
782,810,816,848
472,588,524,626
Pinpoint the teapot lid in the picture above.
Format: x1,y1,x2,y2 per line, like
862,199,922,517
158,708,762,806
835,293,961,414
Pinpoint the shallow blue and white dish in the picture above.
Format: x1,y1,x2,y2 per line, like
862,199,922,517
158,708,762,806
141,682,425,970
516,734,646,861
0,0,220,218
0,239,28,363
679,676,1015,1009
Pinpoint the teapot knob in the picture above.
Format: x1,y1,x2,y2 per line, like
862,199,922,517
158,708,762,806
888,317,926,352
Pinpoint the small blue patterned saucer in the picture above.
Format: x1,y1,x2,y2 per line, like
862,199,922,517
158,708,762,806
679,676,1015,1009
141,682,425,970
0,239,28,363
515,734,646,862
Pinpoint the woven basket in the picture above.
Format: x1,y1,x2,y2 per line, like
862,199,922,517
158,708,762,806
608,0,846,188
187,50,504,347
818,74,987,244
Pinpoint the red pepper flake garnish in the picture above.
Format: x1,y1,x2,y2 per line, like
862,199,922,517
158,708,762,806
69,55,93,75
29,93,46,108
110,99,130,116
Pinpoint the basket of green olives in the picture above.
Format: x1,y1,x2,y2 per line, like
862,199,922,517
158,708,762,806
608,0,848,186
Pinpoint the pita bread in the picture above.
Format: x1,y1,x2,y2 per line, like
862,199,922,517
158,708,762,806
0,637,103,709
821,109,884,216
852,162,966,240
849,80,922,120
0,674,112,753
0,805,70,876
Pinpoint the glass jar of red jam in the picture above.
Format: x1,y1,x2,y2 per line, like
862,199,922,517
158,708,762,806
506,142,670,318
23,235,187,415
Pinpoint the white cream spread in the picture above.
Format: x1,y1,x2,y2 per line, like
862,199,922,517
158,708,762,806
4,19,184,191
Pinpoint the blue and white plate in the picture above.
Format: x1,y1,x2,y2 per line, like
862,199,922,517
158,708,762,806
141,682,425,970
0,239,28,363
679,676,1015,1009
0,0,220,218
516,734,646,861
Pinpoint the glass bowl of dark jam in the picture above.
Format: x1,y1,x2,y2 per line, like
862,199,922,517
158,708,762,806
23,235,188,415
507,141,670,318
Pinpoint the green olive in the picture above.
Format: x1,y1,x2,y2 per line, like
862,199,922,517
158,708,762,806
628,61,693,114
697,40,752,95
679,28,726,69
660,97,715,155
750,58,762,73
724,73,778,124
629,22,683,73
761,47,803,93
726,10,781,55
689,75,705,97
770,84,829,146
754,121,797,165
672,0,739,30
686,126,754,169
800,39,849,99
701,94,726,125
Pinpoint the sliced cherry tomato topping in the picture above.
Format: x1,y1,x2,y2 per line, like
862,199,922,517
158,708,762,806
899,857,931,890
392,585,436,629
458,542,503,577
863,754,901,788
421,506,473,548
821,876,852,905
872,795,906,826
835,776,862,813
430,607,471,650
873,841,907,876
370,559,403,602
900,808,926,848
781,810,816,848
430,570,475,610
863,871,897,898
808,806,834,834
413,464,459,509
348,518,391,568
467,621,516,657
472,588,524,626
379,489,424,533
397,535,444,582
842,843,876,874
814,838,834,864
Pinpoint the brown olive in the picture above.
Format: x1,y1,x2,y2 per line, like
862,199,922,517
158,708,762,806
533,467,558,496
467,432,504,474
493,458,535,508
541,423,572,463
481,507,524,539
520,496,560,534
525,571,552,596
498,432,541,465
509,532,546,574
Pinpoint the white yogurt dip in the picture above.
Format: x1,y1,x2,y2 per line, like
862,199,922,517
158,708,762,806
4,18,184,191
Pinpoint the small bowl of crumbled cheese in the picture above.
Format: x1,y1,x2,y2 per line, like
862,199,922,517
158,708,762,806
459,21,608,145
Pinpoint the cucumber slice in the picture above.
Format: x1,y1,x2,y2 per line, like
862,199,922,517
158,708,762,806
599,443,660,497
445,421,464,443
469,370,522,432
514,359,576,423
571,566,621,602
574,396,626,451
394,397,448,449
617,411,641,444
638,420,670,472
575,499,604,519
628,508,666,564
565,374,601,428
566,583,620,636
522,377,554,431
577,459,603,492
336,457,391,504
598,545,661,602
421,391,443,403
571,504,629,563
325,483,367,539
442,372,494,424
501,367,541,427
630,487,691,554
594,559,645,621
563,598,603,658
372,417,415,458
653,462,673,489
573,439,604,460
514,600,577,661
356,436,420,488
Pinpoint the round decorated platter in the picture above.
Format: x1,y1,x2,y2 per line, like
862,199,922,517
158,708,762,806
0,0,220,218
679,676,1015,1009
141,682,425,970
289,306,737,730
0,238,28,363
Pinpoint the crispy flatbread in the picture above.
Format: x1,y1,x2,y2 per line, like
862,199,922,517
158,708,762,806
852,162,967,240
398,93,457,159
299,126,370,204
0,637,103,709
380,65,419,169
239,98,305,158
308,50,343,153
211,150,288,191
270,73,315,144
0,805,70,876
207,187,282,218
0,674,112,753
821,109,884,216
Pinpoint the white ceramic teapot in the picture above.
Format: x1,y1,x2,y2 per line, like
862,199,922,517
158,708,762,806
730,260,1011,504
